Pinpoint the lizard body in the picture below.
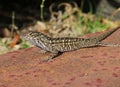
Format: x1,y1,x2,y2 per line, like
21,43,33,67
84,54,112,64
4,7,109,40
21,27,119,60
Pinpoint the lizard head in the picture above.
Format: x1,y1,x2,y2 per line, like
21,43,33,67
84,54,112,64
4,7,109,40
21,31,45,46
21,31,50,41
21,31,34,40
21,31,44,41
21,31,52,50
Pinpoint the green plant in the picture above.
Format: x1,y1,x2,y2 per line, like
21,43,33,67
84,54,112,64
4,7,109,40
40,0,45,21
74,12,110,35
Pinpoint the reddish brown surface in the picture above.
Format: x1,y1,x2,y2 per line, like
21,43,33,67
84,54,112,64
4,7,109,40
0,28,120,87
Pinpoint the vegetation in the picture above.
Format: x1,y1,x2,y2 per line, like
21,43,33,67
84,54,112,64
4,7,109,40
0,1,119,55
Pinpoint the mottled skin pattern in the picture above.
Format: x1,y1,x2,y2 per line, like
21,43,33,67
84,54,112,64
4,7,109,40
21,27,119,60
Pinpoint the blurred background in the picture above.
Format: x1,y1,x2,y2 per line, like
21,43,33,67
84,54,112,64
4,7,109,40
0,0,120,54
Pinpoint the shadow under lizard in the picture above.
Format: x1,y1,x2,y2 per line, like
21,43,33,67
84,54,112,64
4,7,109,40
21,27,120,61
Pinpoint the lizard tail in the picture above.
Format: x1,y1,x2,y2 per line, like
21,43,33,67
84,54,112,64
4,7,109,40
92,26,120,42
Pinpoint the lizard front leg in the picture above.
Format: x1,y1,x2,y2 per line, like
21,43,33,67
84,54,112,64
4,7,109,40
42,51,59,62
40,49,47,54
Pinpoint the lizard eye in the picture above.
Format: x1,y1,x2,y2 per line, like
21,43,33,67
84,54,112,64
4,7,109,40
25,32,32,37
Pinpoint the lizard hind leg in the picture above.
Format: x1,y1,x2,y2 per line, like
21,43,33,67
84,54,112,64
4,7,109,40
97,42,120,47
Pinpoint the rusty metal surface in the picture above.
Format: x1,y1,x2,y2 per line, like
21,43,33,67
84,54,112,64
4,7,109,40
0,28,120,87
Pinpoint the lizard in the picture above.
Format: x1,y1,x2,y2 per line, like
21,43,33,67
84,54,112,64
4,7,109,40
21,27,120,61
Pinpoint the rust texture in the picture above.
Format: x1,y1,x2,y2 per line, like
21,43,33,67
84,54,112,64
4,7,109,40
0,28,120,87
